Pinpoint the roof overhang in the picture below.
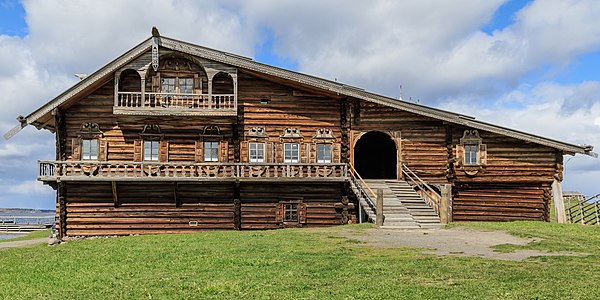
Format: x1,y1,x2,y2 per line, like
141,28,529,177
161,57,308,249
5,35,597,158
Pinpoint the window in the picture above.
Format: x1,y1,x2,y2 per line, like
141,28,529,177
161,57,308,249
284,143,299,163
204,141,219,162
249,143,265,163
317,144,331,163
178,78,193,94
464,145,478,165
81,139,98,160
284,203,298,223
161,78,176,94
144,140,159,161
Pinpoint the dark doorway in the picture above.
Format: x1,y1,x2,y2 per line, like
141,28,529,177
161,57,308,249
354,131,397,179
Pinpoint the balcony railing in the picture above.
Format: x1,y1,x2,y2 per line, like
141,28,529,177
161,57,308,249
38,161,348,182
114,92,236,115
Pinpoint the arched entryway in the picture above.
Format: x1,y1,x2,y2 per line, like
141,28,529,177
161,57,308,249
354,131,397,179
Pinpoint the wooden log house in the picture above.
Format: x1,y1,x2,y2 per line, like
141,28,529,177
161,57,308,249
7,29,596,238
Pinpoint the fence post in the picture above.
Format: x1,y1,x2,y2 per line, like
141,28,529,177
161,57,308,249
376,189,384,227
552,180,567,223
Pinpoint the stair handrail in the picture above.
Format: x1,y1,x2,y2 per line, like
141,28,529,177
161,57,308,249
401,163,441,216
349,163,376,199
348,163,377,222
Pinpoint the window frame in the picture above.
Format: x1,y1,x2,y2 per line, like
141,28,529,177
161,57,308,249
464,144,479,165
284,143,299,163
283,203,299,223
316,143,332,163
81,139,99,161
143,140,160,162
204,141,219,162
161,76,194,94
249,142,265,163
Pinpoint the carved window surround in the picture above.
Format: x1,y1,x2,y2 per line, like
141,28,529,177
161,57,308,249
456,130,487,176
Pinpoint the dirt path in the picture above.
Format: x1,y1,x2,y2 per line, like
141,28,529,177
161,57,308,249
338,226,584,261
0,238,48,250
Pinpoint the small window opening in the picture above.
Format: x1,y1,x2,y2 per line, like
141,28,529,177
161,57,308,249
144,140,159,161
204,141,219,162
284,203,298,223
249,143,265,163
317,144,332,163
464,145,479,165
260,98,270,105
284,143,299,163
81,139,98,160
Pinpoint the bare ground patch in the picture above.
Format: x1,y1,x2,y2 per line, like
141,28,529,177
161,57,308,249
337,226,586,261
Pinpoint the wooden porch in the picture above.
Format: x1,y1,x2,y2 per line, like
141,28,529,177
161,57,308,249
38,161,348,182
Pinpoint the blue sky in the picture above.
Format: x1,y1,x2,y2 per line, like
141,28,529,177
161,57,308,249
0,0,599,209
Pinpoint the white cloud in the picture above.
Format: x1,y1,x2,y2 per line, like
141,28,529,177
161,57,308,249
6,180,50,194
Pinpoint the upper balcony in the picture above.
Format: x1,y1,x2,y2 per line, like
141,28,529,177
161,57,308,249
114,92,236,116
38,161,348,183
113,56,238,116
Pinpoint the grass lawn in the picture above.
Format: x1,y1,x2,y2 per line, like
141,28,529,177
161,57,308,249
0,229,51,243
1,222,599,299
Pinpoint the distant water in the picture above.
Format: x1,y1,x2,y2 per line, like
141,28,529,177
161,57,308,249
0,234,26,241
0,211,54,225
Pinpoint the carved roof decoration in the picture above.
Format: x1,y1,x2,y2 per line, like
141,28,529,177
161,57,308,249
313,128,336,140
247,127,268,138
460,130,482,145
9,30,595,157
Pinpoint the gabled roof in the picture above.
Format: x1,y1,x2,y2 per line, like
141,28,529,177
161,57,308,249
6,34,597,157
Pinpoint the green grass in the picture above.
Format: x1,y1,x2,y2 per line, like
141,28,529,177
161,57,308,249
0,229,50,243
1,223,599,299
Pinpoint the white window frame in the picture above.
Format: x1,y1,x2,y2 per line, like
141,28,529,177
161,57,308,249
464,144,479,165
284,143,299,163
143,140,160,161
81,139,98,160
249,142,265,163
317,144,332,163
204,141,219,162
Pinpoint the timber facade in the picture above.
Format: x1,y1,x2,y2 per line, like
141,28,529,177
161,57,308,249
11,30,595,238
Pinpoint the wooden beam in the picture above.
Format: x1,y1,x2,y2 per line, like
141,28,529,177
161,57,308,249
111,181,119,208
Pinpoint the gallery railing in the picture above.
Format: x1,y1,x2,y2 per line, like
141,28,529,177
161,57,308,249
38,161,347,182
348,163,377,223
115,92,236,113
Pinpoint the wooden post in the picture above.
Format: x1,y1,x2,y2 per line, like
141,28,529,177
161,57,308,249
552,180,566,224
376,189,383,227
440,184,452,224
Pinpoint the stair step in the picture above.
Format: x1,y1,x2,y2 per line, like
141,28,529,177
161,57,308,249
380,225,422,229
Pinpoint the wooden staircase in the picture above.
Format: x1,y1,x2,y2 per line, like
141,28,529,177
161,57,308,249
364,180,442,229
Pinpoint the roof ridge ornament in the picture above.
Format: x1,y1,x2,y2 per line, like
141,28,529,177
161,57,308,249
151,27,160,72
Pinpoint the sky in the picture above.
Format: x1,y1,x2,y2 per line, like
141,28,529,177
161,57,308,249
0,0,599,209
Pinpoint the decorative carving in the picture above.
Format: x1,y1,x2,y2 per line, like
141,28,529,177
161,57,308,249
281,128,302,138
247,127,268,138
313,128,335,140
140,124,163,140
161,59,193,72
77,123,103,138
201,125,221,136
151,37,159,72
460,130,481,144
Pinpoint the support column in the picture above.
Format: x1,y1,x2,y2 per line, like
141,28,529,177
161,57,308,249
58,183,67,239
440,184,452,224
376,189,383,227
234,182,241,230
552,180,567,223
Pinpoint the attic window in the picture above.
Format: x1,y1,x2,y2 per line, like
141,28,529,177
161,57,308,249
457,130,487,171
